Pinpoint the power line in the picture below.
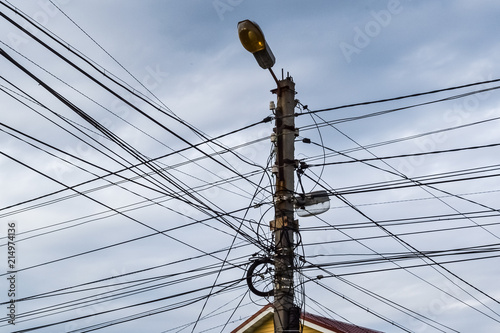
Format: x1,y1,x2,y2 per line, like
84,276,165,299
305,142,500,168
297,78,500,116
11,277,246,333
0,54,271,250
0,3,272,198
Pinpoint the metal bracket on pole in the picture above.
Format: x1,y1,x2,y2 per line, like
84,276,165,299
270,216,299,231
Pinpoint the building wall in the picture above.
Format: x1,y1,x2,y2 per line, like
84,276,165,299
253,317,274,333
303,325,323,333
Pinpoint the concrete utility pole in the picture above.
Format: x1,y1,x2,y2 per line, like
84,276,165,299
237,19,301,333
271,76,300,332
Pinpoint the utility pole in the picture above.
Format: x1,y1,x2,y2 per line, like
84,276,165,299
271,76,300,333
237,19,301,333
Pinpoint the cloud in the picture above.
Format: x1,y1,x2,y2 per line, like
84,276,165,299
2,1,500,332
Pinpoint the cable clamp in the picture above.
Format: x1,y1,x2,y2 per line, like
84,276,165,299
263,116,273,123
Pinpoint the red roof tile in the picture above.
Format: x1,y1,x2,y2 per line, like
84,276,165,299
304,311,384,333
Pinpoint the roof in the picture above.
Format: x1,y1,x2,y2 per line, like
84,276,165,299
304,312,384,333
231,304,384,333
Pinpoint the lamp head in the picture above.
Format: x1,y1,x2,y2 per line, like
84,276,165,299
237,20,275,69
238,20,266,53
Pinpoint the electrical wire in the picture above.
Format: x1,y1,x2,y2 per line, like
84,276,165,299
3,3,500,331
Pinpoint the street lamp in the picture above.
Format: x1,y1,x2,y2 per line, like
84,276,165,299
237,20,276,69
238,20,299,333
238,20,331,333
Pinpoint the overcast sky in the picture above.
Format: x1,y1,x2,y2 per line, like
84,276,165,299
2,1,500,332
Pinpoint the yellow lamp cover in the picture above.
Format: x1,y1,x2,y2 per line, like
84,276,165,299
238,20,266,53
